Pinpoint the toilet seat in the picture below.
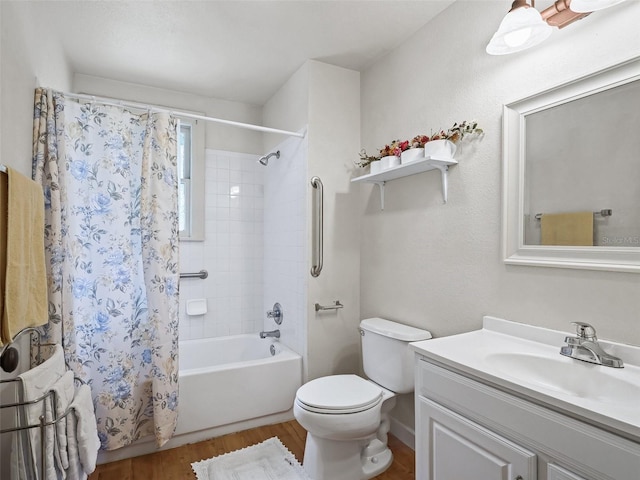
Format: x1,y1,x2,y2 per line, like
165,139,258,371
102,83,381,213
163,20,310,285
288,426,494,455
295,375,383,414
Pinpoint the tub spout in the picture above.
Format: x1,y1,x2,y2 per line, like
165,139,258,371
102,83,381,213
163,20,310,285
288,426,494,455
259,329,280,339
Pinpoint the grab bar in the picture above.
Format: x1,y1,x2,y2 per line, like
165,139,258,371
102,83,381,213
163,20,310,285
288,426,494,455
315,301,343,312
180,270,208,279
310,176,323,277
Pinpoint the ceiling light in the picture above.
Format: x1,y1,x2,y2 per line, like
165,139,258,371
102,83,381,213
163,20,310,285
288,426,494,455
486,1,553,55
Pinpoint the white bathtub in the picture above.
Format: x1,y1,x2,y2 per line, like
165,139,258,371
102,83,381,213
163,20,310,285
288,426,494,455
174,334,302,436
98,334,302,464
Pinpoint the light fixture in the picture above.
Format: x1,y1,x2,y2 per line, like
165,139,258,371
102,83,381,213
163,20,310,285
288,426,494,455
486,0,553,55
486,0,627,55
570,0,627,12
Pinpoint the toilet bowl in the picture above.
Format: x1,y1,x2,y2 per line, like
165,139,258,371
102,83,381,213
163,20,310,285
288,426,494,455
294,318,431,480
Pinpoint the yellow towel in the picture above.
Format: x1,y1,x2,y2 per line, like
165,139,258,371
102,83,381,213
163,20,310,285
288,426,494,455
540,211,594,246
0,167,48,345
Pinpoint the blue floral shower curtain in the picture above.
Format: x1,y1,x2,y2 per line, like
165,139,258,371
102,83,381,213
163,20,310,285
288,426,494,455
32,89,180,450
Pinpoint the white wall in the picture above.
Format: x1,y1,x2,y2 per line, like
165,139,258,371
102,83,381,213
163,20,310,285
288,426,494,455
306,62,362,380
0,1,73,175
263,60,362,381
360,0,640,431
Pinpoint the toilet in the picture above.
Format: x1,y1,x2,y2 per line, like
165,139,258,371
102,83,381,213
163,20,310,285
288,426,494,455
293,318,432,480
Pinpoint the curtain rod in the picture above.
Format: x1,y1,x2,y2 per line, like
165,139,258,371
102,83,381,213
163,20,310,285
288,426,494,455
61,92,306,138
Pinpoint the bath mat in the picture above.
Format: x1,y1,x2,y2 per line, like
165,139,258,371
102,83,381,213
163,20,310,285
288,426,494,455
191,437,311,480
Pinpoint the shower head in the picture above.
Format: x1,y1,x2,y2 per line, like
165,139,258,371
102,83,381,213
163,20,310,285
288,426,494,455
258,150,280,166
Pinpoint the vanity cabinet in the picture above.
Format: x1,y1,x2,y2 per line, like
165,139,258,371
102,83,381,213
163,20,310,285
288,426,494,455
419,396,536,479
415,357,640,480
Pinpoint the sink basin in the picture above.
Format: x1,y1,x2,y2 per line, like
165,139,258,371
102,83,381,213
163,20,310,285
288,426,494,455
410,316,640,440
483,352,640,404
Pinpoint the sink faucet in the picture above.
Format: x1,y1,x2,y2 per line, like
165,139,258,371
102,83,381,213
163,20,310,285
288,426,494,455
560,322,623,368
259,329,280,339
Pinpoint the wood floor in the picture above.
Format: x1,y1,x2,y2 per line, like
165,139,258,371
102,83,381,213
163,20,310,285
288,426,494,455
89,420,415,479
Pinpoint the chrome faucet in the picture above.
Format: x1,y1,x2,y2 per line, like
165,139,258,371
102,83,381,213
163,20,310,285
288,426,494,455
266,302,283,325
259,329,280,339
560,322,623,368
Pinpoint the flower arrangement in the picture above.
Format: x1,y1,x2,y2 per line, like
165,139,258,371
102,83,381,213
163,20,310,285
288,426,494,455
356,120,483,168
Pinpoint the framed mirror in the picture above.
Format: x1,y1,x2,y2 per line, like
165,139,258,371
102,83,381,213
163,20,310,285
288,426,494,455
502,57,640,272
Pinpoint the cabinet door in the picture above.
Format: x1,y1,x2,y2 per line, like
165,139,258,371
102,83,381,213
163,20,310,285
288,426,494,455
417,397,537,480
547,463,588,480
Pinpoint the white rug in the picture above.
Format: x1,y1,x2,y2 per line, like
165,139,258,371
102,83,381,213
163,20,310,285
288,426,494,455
191,437,311,480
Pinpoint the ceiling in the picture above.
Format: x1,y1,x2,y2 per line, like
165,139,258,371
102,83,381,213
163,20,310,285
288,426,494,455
24,0,456,105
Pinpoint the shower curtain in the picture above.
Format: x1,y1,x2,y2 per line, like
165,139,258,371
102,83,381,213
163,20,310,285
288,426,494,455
32,88,180,450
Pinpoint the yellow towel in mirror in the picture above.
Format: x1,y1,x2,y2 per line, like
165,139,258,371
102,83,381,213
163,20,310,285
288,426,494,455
0,167,48,345
540,211,594,246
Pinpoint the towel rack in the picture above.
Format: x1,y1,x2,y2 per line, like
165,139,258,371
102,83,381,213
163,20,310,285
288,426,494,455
0,328,75,478
0,382,75,478
179,269,208,279
0,164,7,173
534,209,612,220
1,327,43,373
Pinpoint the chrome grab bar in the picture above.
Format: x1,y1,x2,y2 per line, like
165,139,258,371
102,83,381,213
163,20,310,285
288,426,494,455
315,301,343,312
310,176,323,277
179,270,208,279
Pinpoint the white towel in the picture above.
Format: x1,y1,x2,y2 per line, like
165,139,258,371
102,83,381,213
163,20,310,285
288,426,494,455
64,413,86,480
67,384,99,476
49,370,75,473
17,344,66,480
10,404,35,480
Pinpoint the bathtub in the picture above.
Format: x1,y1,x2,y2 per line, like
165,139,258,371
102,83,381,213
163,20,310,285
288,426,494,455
174,334,302,436
97,334,302,464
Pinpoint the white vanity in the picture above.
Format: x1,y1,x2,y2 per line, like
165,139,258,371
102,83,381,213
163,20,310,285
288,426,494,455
411,317,640,480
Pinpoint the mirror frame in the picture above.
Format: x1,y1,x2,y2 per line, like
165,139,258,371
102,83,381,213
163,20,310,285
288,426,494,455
502,57,640,273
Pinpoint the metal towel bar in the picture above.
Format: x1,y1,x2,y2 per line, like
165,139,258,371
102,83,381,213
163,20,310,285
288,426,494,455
310,176,323,277
534,209,612,220
179,270,208,279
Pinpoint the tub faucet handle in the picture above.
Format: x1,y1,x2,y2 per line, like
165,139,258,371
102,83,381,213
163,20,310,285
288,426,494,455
266,302,283,325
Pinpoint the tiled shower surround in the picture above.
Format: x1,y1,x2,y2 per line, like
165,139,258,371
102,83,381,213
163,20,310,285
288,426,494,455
178,140,307,357
179,150,266,340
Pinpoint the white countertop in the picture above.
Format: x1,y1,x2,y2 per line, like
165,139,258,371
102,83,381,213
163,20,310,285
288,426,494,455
411,316,640,442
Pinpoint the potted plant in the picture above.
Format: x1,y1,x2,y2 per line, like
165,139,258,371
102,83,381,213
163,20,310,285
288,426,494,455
422,120,483,161
356,121,482,171
397,121,484,164
400,134,430,164
356,140,409,173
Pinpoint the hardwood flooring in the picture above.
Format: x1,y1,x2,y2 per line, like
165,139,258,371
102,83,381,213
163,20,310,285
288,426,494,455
89,420,415,479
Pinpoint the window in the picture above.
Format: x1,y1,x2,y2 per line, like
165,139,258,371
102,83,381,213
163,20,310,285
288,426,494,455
177,117,204,240
178,121,192,236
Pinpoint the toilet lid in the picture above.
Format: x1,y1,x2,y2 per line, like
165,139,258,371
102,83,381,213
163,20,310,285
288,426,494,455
296,375,382,413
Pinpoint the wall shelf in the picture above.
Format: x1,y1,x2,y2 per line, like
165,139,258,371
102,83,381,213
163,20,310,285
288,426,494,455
351,156,457,210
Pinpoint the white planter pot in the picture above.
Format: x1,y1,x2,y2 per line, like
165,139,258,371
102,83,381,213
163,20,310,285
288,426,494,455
370,161,382,174
380,155,400,170
423,139,457,160
401,148,425,164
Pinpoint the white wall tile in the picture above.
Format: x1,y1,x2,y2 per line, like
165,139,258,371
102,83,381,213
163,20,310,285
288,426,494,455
179,149,265,340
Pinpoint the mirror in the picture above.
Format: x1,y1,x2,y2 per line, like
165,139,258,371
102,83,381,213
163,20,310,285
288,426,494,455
503,57,640,272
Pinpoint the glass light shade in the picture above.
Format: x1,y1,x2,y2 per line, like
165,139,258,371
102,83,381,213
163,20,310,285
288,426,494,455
486,6,553,55
569,0,627,12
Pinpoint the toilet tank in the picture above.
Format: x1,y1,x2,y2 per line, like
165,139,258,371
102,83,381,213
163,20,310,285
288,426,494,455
360,318,432,394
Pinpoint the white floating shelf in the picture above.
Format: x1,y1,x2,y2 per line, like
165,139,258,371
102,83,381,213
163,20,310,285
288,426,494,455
351,156,458,210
